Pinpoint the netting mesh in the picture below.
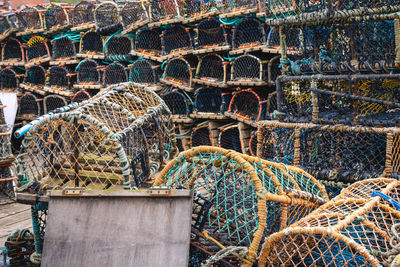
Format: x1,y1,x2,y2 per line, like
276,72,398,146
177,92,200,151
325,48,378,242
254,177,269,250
104,62,128,85
76,59,101,85
0,15,12,36
194,87,222,113
2,38,24,62
43,95,68,114
162,57,194,90
129,59,159,85
195,18,227,49
231,54,265,83
94,2,121,33
104,35,133,57
47,66,70,90
183,0,216,18
26,36,50,62
17,93,41,118
16,7,42,31
249,130,257,156
24,65,46,87
80,31,103,55
162,89,192,116
191,124,212,146
72,1,94,27
71,90,91,103
44,5,69,30
149,0,182,22
0,68,18,91
120,1,148,28
228,88,266,121
219,124,242,152
222,0,258,13
232,18,266,49
134,28,162,56
195,54,226,84
161,25,192,55
51,36,76,60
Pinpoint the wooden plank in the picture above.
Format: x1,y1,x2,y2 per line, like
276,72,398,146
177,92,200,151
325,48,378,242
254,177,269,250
0,204,30,219
0,217,33,245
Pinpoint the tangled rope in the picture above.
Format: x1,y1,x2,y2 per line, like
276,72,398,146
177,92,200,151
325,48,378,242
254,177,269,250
372,223,400,266
201,246,248,267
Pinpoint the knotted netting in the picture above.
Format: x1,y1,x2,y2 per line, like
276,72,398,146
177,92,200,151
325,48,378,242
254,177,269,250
0,68,19,91
232,18,266,50
94,2,122,35
104,62,128,86
219,124,242,152
51,36,77,61
25,36,51,63
162,89,193,117
43,95,68,114
79,31,103,57
161,25,192,56
148,0,182,22
71,1,95,29
17,93,41,120
154,146,327,265
129,59,160,87
249,130,257,156
161,57,196,91
227,88,268,122
191,123,212,147
193,53,227,87
76,59,102,86
0,14,15,39
229,54,267,86
258,178,400,267
193,87,223,114
104,35,134,61
23,65,46,89
44,4,70,32
71,90,91,103
195,18,228,50
16,7,43,34
1,38,24,64
220,0,259,15
134,28,162,57
120,1,149,32
46,66,71,92
182,0,217,19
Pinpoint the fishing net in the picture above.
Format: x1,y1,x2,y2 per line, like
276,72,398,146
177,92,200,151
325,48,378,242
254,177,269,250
182,0,217,19
71,1,95,28
16,7,43,34
161,25,192,56
154,146,327,265
257,121,400,183
162,89,193,117
79,31,103,57
46,66,70,91
227,88,267,122
249,130,257,156
229,54,267,86
1,38,24,63
17,93,41,120
279,78,400,126
24,65,46,88
43,95,68,114
193,87,223,114
71,90,91,103
51,36,76,61
191,123,212,146
16,83,173,190
129,59,160,86
134,28,162,57
219,124,242,152
94,2,122,35
0,15,14,38
148,0,182,22
195,18,228,50
120,1,149,31
104,35,133,60
4,229,36,266
26,36,50,63
0,68,19,91
232,18,266,50
258,178,400,267
193,54,227,87
76,59,102,86
221,0,259,15
44,4,70,32
0,166,15,198
161,57,196,91
31,202,48,260
104,62,128,86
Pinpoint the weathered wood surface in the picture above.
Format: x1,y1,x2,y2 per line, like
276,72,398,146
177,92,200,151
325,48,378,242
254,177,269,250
0,201,32,246
42,190,192,267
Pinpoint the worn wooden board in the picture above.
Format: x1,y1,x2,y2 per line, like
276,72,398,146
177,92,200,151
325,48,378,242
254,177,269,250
0,202,32,246
42,190,192,267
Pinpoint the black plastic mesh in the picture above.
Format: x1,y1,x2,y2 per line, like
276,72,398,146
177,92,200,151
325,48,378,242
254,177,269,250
197,54,225,83
52,36,76,60
77,59,101,85
44,5,69,30
149,0,182,21
95,3,121,31
194,87,222,113
183,0,216,18
129,59,159,84
105,35,133,56
162,90,192,116
104,62,127,85
232,18,266,49
47,66,69,88
24,65,46,85
219,125,242,153
17,93,40,117
120,1,148,28
0,167,14,199
135,29,162,55
162,25,191,55
191,125,212,147
44,95,68,113
232,55,264,82
72,90,91,103
72,1,94,27
16,7,42,30
229,89,265,121
249,130,258,156
2,39,23,61
195,18,227,49
0,15,11,35
164,58,193,87
26,36,49,61
222,0,257,12
0,69,18,90
81,31,103,54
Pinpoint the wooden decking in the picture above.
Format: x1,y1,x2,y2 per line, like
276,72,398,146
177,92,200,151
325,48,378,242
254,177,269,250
0,198,32,246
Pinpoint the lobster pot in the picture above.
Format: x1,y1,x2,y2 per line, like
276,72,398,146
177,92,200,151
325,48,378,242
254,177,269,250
279,78,400,126
26,36,51,63
134,28,162,57
51,36,77,61
43,95,68,114
44,5,70,32
191,124,212,147
0,68,19,91
0,165,15,198
219,124,242,152
0,15,13,38
258,178,400,267
119,1,148,31
258,121,400,183
2,38,24,64
273,27,302,53
129,59,159,85
16,7,43,34
227,89,267,122
161,57,196,91
103,63,128,86
193,87,223,114
76,59,101,86
161,25,192,56
79,31,103,57
104,35,133,60
221,0,259,15
71,1,95,29
17,93,41,119
148,0,182,22
154,146,328,265
71,90,91,103
183,0,217,20
232,18,266,50
23,65,46,88
193,54,227,87
195,18,228,50
162,89,193,117
249,130,258,156
46,66,72,92
94,2,121,35
229,54,267,86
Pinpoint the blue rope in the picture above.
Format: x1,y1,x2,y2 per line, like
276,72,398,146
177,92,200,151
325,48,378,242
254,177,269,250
372,191,400,211
1,247,8,267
